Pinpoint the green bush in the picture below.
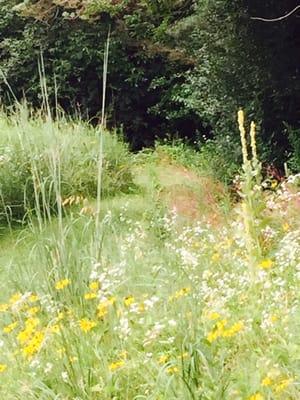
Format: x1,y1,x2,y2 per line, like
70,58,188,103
287,124,300,172
154,137,240,185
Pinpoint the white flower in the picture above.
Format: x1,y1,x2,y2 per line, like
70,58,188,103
44,363,53,373
61,371,68,382
29,359,40,369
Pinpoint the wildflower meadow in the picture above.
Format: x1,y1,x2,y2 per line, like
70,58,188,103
0,108,300,400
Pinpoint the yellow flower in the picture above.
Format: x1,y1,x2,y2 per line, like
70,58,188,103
55,279,70,290
22,331,45,359
9,292,22,305
248,393,264,400
28,294,39,303
169,287,191,301
57,312,65,321
222,321,244,337
207,330,219,343
50,324,60,334
270,315,278,323
57,348,66,358
89,281,100,291
17,318,40,344
109,360,125,372
261,376,272,386
18,329,32,344
25,317,40,329
206,319,227,343
27,306,40,316
282,223,290,232
124,295,135,307
0,364,7,373
211,253,220,263
138,303,145,313
167,366,179,374
84,292,97,300
97,297,115,318
206,311,221,321
274,378,293,393
158,354,169,364
258,259,273,270
177,352,189,360
3,321,18,334
79,318,97,333
97,303,108,318
0,304,9,312
271,180,278,189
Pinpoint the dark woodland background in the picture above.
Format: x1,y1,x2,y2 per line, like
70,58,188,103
1,0,300,174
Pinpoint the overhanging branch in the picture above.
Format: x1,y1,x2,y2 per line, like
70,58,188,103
251,5,300,22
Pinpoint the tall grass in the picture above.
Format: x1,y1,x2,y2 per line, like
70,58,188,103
0,105,135,228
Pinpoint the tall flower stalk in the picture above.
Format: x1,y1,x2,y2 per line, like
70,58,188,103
238,110,263,278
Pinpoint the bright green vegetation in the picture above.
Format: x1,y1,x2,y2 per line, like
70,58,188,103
0,110,300,399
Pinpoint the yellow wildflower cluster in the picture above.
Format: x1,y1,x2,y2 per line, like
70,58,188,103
249,376,294,400
3,321,18,334
89,281,100,291
3,309,45,360
109,360,125,372
28,294,39,303
9,292,22,305
203,311,221,321
79,318,97,333
169,287,191,301
55,279,71,290
158,354,169,364
17,318,40,344
84,281,100,300
27,306,40,316
261,375,293,393
84,292,97,300
23,331,45,359
167,366,179,374
1,293,39,315
207,319,244,343
258,259,273,270
261,376,272,387
0,303,9,312
97,297,115,318
274,378,294,393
